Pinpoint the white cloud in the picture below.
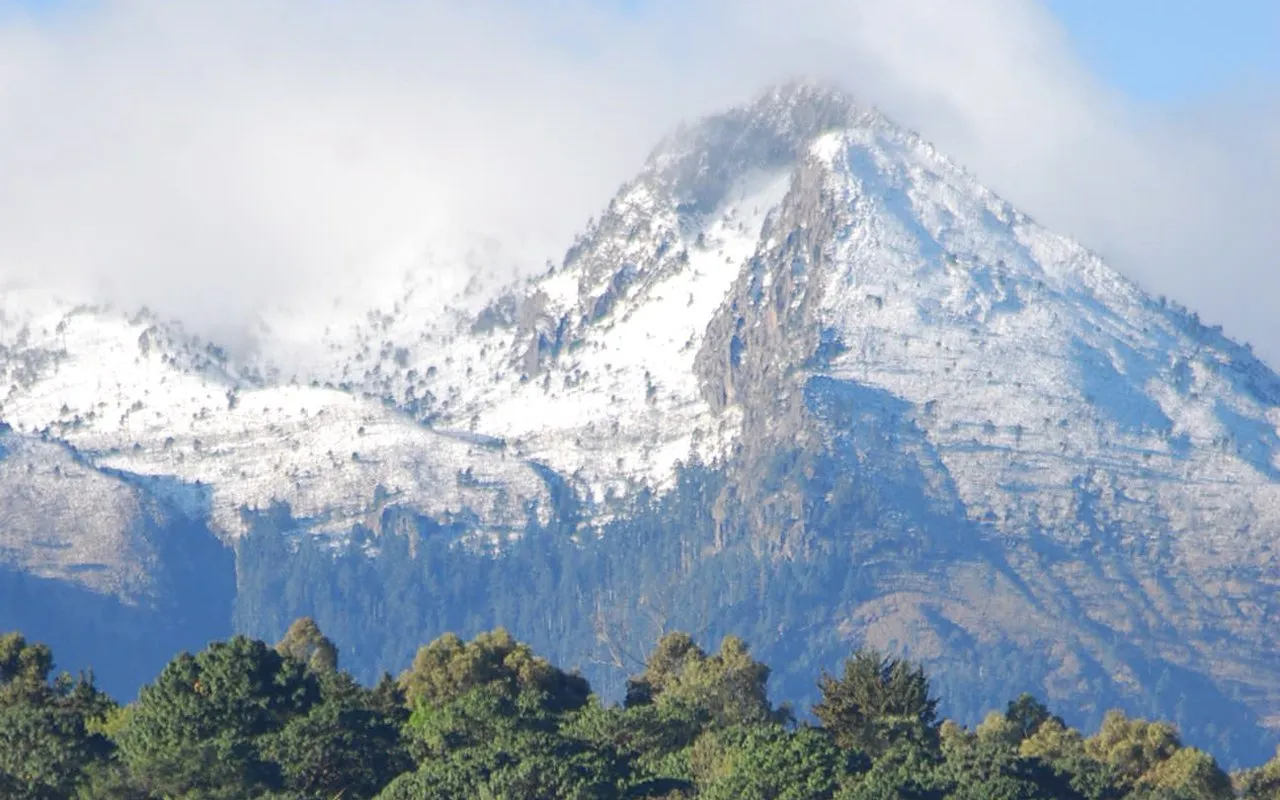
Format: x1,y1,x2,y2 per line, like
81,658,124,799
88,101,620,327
0,0,1277,362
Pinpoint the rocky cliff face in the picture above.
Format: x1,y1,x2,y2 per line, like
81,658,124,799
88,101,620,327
0,428,234,696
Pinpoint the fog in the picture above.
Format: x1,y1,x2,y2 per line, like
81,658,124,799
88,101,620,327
0,0,1277,361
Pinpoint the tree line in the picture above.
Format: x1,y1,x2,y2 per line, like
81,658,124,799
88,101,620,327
1,621,1278,799
233,476,1273,769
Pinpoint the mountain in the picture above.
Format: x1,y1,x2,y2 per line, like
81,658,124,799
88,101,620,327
0,288,550,543
2,82,1279,763
0,425,234,697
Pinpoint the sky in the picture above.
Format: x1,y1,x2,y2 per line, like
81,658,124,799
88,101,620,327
1046,0,1280,102
0,0,1278,364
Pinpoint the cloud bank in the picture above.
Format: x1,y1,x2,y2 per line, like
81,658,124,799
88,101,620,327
0,0,1277,362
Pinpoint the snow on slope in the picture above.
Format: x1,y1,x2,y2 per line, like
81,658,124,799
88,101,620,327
307,82,1280,560
4,81,1279,748
791,123,1280,565
6,80,1280,568
0,431,160,600
249,235,527,391
424,170,793,506
0,288,549,540
292,83,866,509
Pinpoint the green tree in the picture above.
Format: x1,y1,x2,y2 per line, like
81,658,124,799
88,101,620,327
1006,694,1064,743
0,631,55,689
1019,718,1122,800
692,724,862,800
813,649,938,756
938,712,1084,800
1084,710,1182,791
387,684,628,800
625,633,787,728
836,738,946,800
1020,718,1087,765
567,699,703,792
0,688,110,799
390,631,631,799
73,759,152,800
264,670,410,799
275,616,339,674
1239,745,1280,799
116,635,319,797
0,633,113,799
398,628,589,713
0,623,1271,800
626,633,704,707
1136,747,1233,799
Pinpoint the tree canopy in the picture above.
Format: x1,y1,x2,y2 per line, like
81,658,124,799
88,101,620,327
813,648,939,756
0,623,1262,799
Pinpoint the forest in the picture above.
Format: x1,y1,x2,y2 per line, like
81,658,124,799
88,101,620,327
2,620,1279,799
231,470,1278,769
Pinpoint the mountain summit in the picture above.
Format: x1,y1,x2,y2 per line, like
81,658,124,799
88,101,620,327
2,83,1279,762
411,81,1280,561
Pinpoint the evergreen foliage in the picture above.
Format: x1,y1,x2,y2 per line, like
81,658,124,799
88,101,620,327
0,623,1267,799
274,617,338,675
814,648,939,755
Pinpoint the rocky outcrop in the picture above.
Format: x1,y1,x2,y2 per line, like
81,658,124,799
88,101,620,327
0,432,235,696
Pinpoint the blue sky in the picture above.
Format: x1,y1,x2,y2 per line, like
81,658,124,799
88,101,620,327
1045,0,1280,102
608,0,1280,105
6,0,1280,105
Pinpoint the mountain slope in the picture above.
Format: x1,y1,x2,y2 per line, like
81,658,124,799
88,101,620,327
0,288,552,543
682,102,1280,736
0,426,234,696
348,83,1280,749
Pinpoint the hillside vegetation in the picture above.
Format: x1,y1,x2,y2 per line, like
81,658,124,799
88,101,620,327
2,621,1278,799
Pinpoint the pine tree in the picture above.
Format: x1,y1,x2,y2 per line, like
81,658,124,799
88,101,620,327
814,649,939,756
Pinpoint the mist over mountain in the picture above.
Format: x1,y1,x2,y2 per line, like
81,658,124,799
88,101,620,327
2,82,1280,768
4,0,1280,363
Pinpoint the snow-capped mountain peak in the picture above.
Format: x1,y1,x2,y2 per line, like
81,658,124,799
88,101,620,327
5,82,1280,745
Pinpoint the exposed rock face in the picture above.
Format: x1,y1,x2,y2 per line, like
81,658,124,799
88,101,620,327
0,433,163,602
0,429,235,696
